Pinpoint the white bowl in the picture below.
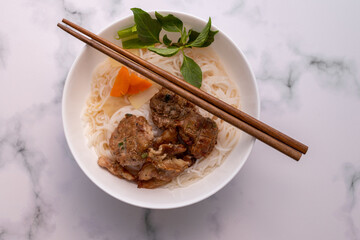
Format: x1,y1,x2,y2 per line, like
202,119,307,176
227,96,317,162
62,11,260,209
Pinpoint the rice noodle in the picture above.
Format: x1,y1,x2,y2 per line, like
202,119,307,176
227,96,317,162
82,46,241,188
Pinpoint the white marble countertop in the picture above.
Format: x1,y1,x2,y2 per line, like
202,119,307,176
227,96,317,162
1,0,360,239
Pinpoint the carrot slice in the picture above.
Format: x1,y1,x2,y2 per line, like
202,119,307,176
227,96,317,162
127,73,152,95
110,67,130,97
110,66,152,97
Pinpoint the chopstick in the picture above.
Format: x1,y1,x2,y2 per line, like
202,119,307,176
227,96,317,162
57,20,308,161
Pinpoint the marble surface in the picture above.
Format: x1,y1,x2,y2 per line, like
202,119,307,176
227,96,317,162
0,0,359,239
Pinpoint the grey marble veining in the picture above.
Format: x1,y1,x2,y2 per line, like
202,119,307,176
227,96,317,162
0,103,58,239
308,57,359,93
342,163,360,240
1,0,360,239
62,1,85,24
253,41,360,113
144,209,156,240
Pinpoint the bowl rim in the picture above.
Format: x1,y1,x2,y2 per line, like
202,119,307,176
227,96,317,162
62,10,260,209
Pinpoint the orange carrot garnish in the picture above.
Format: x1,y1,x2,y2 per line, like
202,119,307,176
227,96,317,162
110,66,152,97
127,73,152,95
110,66,130,97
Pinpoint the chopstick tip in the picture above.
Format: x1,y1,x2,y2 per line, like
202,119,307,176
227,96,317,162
57,23,65,29
303,146,309,154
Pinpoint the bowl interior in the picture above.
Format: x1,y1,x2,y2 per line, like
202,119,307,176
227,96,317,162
62,11,259,209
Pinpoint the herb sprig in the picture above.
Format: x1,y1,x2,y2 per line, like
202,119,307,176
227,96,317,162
116,8,219,88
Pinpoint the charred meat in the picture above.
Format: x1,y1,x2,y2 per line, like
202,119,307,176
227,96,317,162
150,88,218,159
147,143,189,171
109,114,153,166
100,87,219,189
137,144,191,188
179,113,218,159
150,88,195,129
153,128,178,149
98,156,135,181
137,178,171,189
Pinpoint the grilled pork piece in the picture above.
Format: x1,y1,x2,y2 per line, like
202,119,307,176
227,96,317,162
153,128,178,148
137,144,190,188
149,88,218,159
150,88,195,129
109,114,153,167
98,156,135,181
179,113,218,159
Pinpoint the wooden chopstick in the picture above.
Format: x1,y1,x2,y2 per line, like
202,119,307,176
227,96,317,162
57,22,305,161
62,18,308,155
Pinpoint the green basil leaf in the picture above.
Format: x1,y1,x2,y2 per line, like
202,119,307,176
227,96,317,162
180,53,202,88
131,8,161,44
163,34,172,46
190,17,212,47
122,38,154,49
155,12,183,32
200,29,218,47
148,46,180,57
117,24,137,39
187,29,200,44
